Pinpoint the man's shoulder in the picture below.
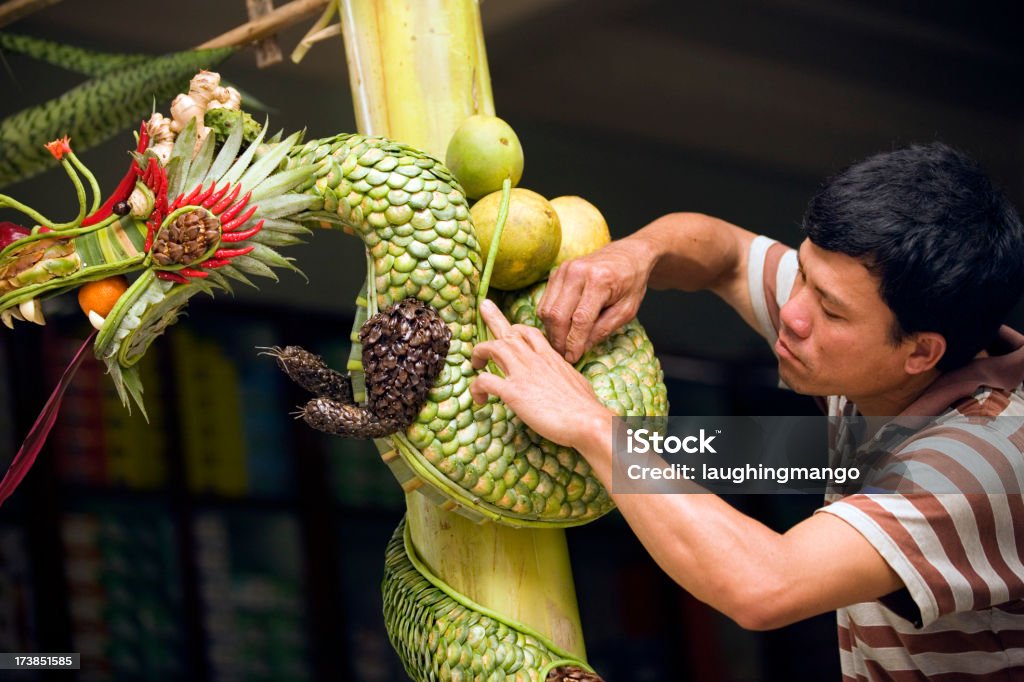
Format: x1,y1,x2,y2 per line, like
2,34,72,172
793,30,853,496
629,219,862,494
882,386,1024,494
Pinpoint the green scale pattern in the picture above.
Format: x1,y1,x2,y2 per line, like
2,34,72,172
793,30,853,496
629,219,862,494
284,135,668,528
383,519,594,681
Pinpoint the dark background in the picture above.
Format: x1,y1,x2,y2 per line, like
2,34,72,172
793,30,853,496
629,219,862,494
0,1,1022,680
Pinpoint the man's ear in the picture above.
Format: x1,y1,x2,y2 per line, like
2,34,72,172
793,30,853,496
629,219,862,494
905,332,946,374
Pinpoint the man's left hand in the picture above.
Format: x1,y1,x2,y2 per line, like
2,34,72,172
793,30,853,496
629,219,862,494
471,299,612,450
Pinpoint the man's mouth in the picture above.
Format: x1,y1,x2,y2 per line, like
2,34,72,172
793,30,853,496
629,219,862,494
775,335,800,365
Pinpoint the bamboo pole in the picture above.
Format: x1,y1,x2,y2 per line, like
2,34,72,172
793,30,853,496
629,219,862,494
339,0,588,660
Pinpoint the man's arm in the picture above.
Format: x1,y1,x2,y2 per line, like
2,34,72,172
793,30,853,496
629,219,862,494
538,212,761,362
471,301,902,630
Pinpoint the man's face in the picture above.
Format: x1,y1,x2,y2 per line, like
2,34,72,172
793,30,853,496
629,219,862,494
775,240,914,405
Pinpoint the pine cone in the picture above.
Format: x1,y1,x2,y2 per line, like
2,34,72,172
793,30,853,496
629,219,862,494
546,666,605,682
361,298,451,429
152,208,220,266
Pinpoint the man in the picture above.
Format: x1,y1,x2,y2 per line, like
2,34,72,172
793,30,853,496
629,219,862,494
470,143,1024,679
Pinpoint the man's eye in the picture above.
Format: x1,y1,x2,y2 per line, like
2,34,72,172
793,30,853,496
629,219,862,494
823,308,841,320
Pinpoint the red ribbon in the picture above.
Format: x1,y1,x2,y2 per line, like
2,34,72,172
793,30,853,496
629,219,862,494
0,330,97,506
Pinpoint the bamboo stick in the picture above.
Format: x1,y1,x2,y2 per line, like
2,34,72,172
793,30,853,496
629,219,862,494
245,0,284,67
0,0,63,29
196,0,329,50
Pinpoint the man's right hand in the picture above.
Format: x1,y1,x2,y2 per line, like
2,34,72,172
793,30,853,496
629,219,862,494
537,236,657,363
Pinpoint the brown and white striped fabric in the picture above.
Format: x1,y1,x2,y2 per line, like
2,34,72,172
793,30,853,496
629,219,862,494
748,236,1024,680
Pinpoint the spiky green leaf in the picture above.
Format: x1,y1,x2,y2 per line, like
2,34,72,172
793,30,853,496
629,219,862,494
167,119,198,199
250,164,316,202
254,194,319,219
205,117,245,183
238,130,303,193
183,131,217,195
231,254,279,280
220,120,269,186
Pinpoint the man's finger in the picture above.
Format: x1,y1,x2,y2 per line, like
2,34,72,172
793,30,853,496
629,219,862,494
539,272,585,356
564,285,607,363
585,300,634,350
479,298,514,339
538,262,565,321
470,371,505,405
470,339,509,373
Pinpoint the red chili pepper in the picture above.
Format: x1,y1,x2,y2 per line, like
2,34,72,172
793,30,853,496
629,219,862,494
202,182,231,209
213,245,255,259
219,191,253,223
221,205,258,232
155,271,189,284
211,183,241,214
220,220,264,243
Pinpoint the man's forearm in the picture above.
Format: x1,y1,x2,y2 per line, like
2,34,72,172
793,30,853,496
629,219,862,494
573,409,901,631
629,212,754,294
575,412,791,628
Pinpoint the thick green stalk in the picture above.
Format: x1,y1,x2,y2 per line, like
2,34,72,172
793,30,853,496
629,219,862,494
339,0,588,661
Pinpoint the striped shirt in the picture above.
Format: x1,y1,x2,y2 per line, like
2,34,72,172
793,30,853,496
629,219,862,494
748,235,1024,680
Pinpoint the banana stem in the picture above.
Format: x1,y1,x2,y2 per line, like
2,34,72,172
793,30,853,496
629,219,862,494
340,0,588,662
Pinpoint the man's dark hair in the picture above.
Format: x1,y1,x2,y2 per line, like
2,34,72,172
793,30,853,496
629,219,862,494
803,143,1024,371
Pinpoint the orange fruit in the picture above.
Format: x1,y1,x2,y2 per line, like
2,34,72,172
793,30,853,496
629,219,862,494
78,275,129,317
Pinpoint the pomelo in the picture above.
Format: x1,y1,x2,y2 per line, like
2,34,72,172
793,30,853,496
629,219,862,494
471,188,561,291
446,115,524,199
549,196,612,266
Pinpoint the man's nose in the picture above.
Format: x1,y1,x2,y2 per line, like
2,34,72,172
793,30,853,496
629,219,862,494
779,292,812,339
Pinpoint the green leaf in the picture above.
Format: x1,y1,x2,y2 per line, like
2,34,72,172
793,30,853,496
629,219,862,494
204,117,244,184
260,218,313,235
250,231,307,247
238,130,303,193
232,254,279,280
183,131,216,196
167,118,198,198
218,264,257,288
220,119,269,186
203,269,234,294
254,193,319,219
250,164,316,202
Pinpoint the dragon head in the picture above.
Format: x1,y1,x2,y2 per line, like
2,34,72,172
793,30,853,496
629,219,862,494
0,103,317,416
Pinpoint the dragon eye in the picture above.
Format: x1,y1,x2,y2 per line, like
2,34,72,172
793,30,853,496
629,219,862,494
113,201,130,216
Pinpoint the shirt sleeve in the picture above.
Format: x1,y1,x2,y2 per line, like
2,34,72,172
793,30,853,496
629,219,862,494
816,492,1024,628
747,235,798,344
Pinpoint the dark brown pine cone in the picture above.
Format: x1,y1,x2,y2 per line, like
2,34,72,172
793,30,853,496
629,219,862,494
268,299,451,439
262,346,354,403
360,298,451,428
546,666,605,682
151,208,220,266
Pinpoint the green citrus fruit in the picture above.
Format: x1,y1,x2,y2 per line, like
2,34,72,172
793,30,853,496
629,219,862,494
550,195,612,266
471,188,561,291
446,115,524,199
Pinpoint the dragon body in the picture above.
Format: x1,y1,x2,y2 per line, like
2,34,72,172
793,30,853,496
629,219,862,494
0,89,666,679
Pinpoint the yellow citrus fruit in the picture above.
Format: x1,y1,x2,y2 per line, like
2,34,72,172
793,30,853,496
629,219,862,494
471,188,561,291
446,115,524,199
78,275,129,317
550,196,612,266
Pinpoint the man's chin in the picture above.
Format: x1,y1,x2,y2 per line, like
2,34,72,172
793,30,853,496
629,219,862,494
777,363,816,396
